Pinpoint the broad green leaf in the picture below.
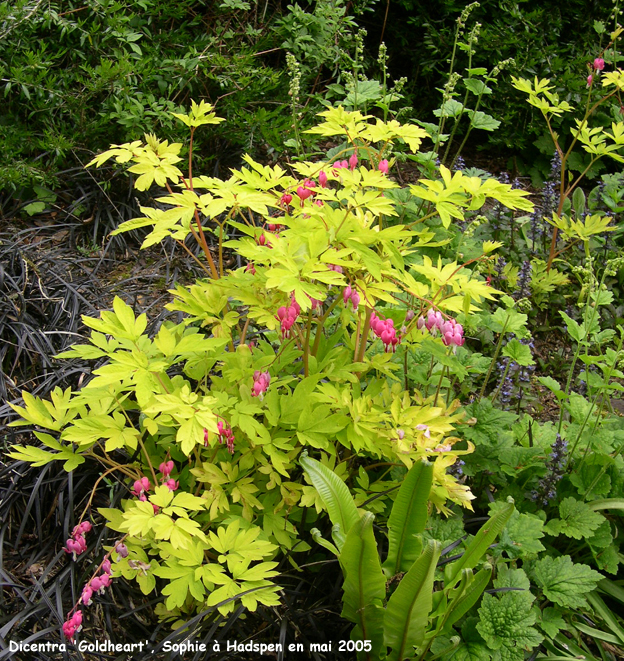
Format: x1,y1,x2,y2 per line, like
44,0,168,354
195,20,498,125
339,512,386,658
544,497,605,540
531,555,603,609
477,592,543,661
468,111,500,131
383,460,433,575
384,540,441,661
444,566,492,631
502,339,534,367
589,498,624,511
445,499,514,586
300,454,360,545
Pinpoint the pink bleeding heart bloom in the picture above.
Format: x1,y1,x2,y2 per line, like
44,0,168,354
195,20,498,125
370,311,400,352
416,424,431,438
90,576,103,592
343,285,352,304
102,559,112,574
217,421,236,454
81,585,93,606
165,479,179,492
318,170,328,187
327,263,343,273
73,521,92,536
349,152,358,171
425,309,444,333
114,541,129,559
65,522,91,560
132,477,151,497
252,370,271,398
159,460,174,479
594,57,605,71
245,262,256,275
277,295,301,338
587,74,593,86
442,319,465,347
280,192,293,207
62,610,83,642
99,573,112,589
309,295,321,311
378,159,389,175
296,186,313,205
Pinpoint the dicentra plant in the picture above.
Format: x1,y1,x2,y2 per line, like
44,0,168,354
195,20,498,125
8,100,533,640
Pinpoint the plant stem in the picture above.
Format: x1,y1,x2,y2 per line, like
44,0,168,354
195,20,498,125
477,315,509,401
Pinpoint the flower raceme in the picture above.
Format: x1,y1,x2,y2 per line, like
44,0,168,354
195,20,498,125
370,311,400,352
441,319,465,347
343,285,360,310
277,297,301,338
62,610,82,642
216,420,235,454
252,370,271,398
131,476,151,501
64,521,92,559
159,460,174,479
417,309,465,347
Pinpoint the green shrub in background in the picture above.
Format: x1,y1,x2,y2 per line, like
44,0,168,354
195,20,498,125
373,0,617,179
0,0,304,194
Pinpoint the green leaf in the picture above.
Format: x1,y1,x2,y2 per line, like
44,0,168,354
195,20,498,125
445,499,515,585
384,540,441,661
502,339,534,367
464,79,492,96
467,111,500,131
587,592,624,645
560,311,585,343
537,376,567,400
572,187,586,216
451,619,493,661
445,565,493,630
24,201,46,216
495,510,545,558
531,555,603,609
433,99,464,118
300,454,360,548
588,498,624,511
477,592,543,661
383,460,433,575
537,607,566,638
339,512,386,658
544,497,605,540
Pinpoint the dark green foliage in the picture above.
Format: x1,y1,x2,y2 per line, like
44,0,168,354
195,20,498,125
369,0,614,176
0,0,293,194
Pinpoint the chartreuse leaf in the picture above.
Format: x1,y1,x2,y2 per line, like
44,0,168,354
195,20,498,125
300,453,360,549
384,540,441,661
531,555,603,609
445,499,515,586
383,460,433,576
339,512,386,659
